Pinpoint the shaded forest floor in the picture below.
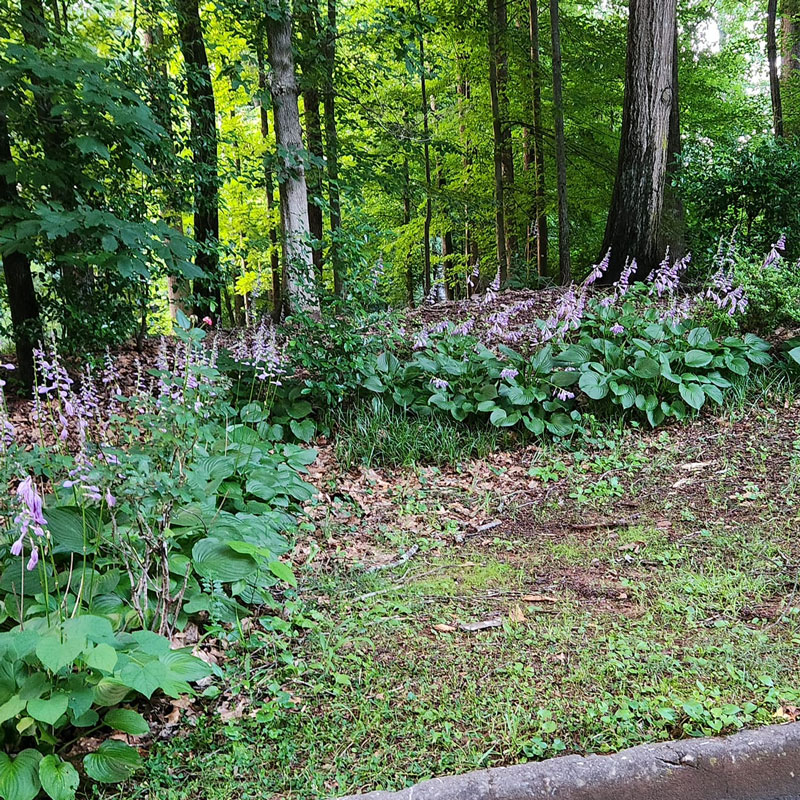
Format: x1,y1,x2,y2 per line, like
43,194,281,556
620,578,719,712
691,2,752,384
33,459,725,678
113,391,800,800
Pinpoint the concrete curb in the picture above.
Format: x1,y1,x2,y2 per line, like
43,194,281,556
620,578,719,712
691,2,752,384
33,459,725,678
337,723,800,800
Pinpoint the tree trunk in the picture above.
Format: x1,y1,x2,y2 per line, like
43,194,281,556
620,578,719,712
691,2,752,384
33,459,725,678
550,0,571,284
265,0,319,314
256,37,283,322
526,0,548,277
487,0,508,283
659,18,685,260
323,0,343,295
769,0,784,137
141,3,189,322
782,0,800,135
600,0,677,283
0,112,39,391
297,3,325,282
176,0,221,320
496,0,516,276
415,0,433,298
403,157,414,307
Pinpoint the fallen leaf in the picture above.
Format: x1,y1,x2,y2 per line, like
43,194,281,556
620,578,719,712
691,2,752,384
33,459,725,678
679,460,714,471
522,594,557,603
508,604,527,623
671,477,695,489
618,541,645,552
432,623,457,633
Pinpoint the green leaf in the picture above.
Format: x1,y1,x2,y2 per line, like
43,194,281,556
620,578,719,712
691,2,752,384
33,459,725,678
578,370,608,400
27,693,69,726
289,418,315,443
679,382,706,410
287,400,312,419
192,539,257,583
104,708,150,736
268,560,297,587
83,741,142,784
100,234,118,253
158,650,211,683
45,507,96,555
687,327,713,347
36,632,86,673
546,413,574,437
0,750,42,800
489,408,507,426
0,695,26,724
726,355,749,375
703,383,724,405
38,755,78,800
684,349,713,368
787,346,800,366
631,356,660,379
92,679,131,707
84,643,118,674
362,375,384,393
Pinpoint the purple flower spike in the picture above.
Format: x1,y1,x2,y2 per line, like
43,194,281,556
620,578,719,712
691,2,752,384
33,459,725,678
764,235,787,268
430,377,450,391
610,323,624,335
585,250,611,286
500,368,519,380
27,547,39,571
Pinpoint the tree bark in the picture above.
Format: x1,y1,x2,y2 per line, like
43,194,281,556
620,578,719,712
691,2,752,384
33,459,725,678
526,0,548,277
769,0,784,137
322,0,343,295
600,0,677,283
256,36,283,321
782,0,800,135
265,0,319,314
297,3,325,282
403,157,414,307
0,112,40,391
415,0,433,297
659,18,685,260
487,0,508,283
176,0,221,320
550,0,571,284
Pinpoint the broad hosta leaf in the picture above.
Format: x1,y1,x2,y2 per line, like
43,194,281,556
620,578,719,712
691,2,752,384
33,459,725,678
84,643,118,673
684,349,713,368
546,413,574,437
158,650,212,683
679,382,706,410
192,538,257,582
45,507,97,555
38,755,79,800
788,346,800,366
27,693,69,725
289,418,315,443
0,695,26,725
578,370,608,400
83,741,142,784
104,708,150,736
0,750,42,800
687,327,713,347
631,356,660,379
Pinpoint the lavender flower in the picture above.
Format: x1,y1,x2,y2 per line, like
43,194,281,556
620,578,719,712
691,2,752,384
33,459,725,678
430,377,450,391
11,476,48,571
500,368,519,380
585,250,611,285
764,234,787,268
610,323,625,335
555,388,575,402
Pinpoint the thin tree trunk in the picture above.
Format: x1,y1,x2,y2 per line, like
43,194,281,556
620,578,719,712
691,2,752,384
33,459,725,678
141,3,189,322
403,157,414,307
769,0,785,137
527,0,548,277
323,0,343,295
256,36,283,320
0,113,39,391
487,0,508,283
176,0,221,320
550,0,571,284
265,0,319,314
496,0,516,276
600,0,676,282
298,3,325,282
415,0,433,297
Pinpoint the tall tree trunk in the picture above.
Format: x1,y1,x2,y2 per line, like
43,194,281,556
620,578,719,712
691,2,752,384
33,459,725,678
403,157,414,307
550,0,571,284
660,19,685,260
0,113,39,391
769,0,785,137
141,2,189,322
265,0,319,314
415,0,433,297
176,0,221,320
256,37,283,321
600,0,677,283
782,0,800,135
496,0,516,276
457,57,479,298
487,0,508,283
526,0,548,277
297,3,325,283
322,0,343,295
